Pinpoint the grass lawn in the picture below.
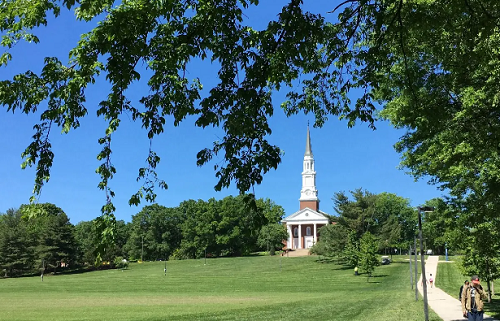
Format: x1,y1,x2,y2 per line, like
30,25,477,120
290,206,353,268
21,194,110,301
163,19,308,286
437,261,500,318
438,255,458,262
0,255,440,321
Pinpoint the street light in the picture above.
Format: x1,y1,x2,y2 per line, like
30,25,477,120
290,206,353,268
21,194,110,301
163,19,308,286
141,235,144,262
418,206,434,321
414,235,418,301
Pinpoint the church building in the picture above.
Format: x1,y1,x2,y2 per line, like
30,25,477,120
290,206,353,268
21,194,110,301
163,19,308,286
282,126,330,249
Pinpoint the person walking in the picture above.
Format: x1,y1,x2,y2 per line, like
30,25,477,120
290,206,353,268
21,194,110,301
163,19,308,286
429,274,434,288
459,280,470,300
462,275,487,321
354,266,358,276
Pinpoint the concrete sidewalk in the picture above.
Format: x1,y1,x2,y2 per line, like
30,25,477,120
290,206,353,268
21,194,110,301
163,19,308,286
418,255,498,321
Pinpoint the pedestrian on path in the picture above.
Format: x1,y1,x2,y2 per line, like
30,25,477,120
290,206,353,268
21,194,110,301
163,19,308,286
462,275,487,321
354,266,358,276
429,274,434,288
459,280,470,300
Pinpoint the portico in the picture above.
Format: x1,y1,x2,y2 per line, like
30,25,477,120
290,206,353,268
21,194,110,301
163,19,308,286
283,209,329,249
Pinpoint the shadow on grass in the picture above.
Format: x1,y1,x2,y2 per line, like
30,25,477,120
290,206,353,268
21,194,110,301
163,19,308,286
391,260,412,265
0,265,123,280
371,274,388,278
315,257,339,264
484,296,500,319
331,265,354,271
358,276,382,284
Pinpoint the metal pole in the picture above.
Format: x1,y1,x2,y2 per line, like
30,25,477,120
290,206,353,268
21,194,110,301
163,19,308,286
418,208,429,321
204,248,207,265
445,242,448,262
141,235,144,262
409,245,413,289
414,235,418,301
41,259,44,282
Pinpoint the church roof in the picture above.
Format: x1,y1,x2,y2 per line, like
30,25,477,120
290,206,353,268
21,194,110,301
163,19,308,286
305,125,313,156
282,207,329,222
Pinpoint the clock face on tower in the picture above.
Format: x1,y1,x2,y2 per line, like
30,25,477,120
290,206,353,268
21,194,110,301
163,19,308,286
305,190,312,196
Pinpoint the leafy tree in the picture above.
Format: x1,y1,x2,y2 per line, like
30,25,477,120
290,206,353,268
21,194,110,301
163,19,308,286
359,232,379,279
126,204,183,261
75,219,129,265
215,195,253,256
365,1,500,227
310,223,348,258
74,220,98,265
0,209,33,277
460,220,500,302
114,220,131,258
255,198,286,225
257,223,288,255
342,231,360,268
376,193,417,255
420,198,460,255
22,203,78,273
178,199,217,259
317,190,417,264
333,189,378,238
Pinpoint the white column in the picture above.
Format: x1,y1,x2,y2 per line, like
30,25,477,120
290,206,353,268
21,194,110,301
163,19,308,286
313,223,317,244
298,224,302,249
287,224,292,249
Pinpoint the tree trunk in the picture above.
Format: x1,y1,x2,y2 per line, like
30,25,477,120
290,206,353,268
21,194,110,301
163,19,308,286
486,261,492,302
487,278,492,303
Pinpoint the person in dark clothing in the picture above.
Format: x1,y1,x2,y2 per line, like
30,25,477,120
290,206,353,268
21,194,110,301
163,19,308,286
460,280,470,300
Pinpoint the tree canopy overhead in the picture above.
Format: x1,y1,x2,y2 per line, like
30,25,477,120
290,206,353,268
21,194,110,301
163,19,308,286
1,0,359,207
3,0,500,253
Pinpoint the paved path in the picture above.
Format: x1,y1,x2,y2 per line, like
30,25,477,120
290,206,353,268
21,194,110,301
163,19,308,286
418,255,498,321
284,249,310,257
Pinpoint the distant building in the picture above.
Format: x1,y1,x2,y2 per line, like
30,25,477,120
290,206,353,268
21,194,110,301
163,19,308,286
282,125,329,249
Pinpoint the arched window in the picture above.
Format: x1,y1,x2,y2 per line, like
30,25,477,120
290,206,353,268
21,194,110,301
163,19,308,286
293,227,298,237
307,163,309,169
306,227,311,236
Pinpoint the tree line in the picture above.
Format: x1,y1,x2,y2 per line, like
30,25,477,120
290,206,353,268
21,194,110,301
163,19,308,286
3,188,497,296
0,195,286,277
311,190,463,275
312,189,500,300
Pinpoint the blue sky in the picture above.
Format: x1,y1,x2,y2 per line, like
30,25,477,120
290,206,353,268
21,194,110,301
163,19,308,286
0,1,446,224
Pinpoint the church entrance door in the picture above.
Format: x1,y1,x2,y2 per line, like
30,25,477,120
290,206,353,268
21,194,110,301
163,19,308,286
304,236,314,249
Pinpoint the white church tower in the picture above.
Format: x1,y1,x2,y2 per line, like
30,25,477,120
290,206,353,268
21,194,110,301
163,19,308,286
281,124,328,249
299,125,319,211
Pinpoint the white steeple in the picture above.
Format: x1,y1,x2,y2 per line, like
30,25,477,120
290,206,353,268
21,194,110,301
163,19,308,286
299,124,318,203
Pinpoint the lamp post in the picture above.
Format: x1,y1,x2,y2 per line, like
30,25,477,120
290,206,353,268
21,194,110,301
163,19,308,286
445,242,448,262
409,244,413,290
141,235,144,262
418,206,434,321
414,235,418,301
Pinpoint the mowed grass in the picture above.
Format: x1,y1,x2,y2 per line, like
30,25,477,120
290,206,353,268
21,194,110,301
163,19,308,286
0,256,440,321
437,261,500,319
